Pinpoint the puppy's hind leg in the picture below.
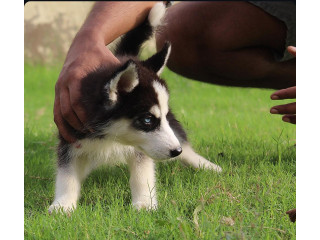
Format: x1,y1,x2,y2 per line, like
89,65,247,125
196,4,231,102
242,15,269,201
127,153,157,210
178,144,222,172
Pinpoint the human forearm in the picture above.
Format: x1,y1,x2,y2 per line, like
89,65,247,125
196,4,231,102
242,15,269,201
78,1,157,45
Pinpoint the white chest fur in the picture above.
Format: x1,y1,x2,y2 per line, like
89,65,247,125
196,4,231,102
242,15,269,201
70,138,136,167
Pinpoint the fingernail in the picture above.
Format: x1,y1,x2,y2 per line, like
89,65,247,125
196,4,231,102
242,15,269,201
270,108,279,114
271,95,279,100
283,117,290,123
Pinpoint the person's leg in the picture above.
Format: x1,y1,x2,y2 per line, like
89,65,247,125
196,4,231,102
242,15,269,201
156,1,295,89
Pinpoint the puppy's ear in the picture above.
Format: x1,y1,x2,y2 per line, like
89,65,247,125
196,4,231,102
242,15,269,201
142,42,171,76
105,60,139,102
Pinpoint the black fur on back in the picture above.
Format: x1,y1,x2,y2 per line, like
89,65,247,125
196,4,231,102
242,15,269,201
114,17,153,56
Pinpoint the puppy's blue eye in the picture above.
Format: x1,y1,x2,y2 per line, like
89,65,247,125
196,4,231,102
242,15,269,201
144,117,151,124
134,113,159,131
139,114,155,126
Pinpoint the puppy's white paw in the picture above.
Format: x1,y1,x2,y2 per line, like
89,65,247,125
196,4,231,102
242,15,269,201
133,200,157,211
201,162,222,172
48,201,76,214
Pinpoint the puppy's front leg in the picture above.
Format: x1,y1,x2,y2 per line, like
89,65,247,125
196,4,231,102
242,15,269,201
128,153,157,210
49,165,82,213
49,151,93,214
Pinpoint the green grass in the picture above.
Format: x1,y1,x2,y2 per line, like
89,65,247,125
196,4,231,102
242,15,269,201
24,64,295,239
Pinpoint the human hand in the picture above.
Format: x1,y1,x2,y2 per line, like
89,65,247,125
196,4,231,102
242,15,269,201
270,46,296,124
270,86,296,124
54,30,120,143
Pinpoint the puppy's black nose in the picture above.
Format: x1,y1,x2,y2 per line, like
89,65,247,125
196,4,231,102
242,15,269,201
170,147,182,157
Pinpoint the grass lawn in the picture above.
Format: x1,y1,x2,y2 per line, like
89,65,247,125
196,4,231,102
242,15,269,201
24,64,295,239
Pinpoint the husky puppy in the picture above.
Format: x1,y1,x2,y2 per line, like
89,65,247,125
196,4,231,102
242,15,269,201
49,3,221,213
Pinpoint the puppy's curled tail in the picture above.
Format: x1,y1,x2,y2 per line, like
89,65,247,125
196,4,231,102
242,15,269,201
114,2,166,57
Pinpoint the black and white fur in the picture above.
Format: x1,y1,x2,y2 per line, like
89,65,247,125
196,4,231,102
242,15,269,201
49,3,221,213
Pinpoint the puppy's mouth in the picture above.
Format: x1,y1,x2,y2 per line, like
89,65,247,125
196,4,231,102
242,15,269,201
136,145,171,161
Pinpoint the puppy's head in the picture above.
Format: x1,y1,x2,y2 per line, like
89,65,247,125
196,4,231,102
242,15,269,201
84,43,182,160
